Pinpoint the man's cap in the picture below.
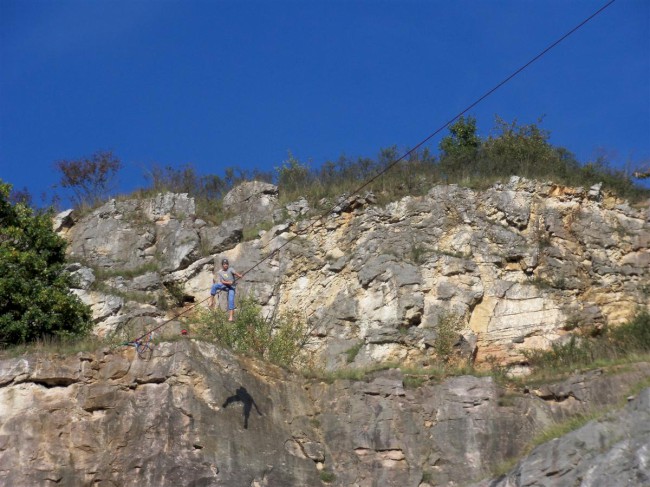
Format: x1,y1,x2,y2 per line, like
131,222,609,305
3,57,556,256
222,258,229,264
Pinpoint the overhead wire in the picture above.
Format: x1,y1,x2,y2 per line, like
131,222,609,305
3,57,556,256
130,0,616,345
238,0,617,280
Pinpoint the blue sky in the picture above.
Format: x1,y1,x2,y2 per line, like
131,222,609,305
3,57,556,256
1,0,649,207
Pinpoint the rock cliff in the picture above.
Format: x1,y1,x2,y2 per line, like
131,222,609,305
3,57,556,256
1,339,648,486
58,177,649,369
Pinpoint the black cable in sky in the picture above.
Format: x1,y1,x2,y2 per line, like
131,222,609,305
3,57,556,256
237,0,616,279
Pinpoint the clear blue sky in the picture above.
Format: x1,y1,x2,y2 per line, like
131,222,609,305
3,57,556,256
1,0,649,207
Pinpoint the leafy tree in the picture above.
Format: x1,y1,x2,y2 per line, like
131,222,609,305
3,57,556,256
439,116,481,178
55,150,121,207
481,116,567,178
275,151,311,197
0,180,92,345
440,116,481,158
9,186,32,206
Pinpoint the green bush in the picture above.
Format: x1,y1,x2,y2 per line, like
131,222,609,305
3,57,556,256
192,296,312,368
523,311,650,375
77,114,646,224
523,335,594,371
319,471,336,483
276,152,312,202
434,312,464,362
439,115,481,180
344,342,363,364
0,180,92,345
608,311,650,353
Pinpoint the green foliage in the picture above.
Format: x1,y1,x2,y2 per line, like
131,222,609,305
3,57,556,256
437,115,647,201
421,470,433,483
523,311,650,378
58,115,647,224
192,296,312,368
275,152,312,201
276,147,438,210
529,276,553,290
480,117,575,180
92,261,160,280
242,220,274,241
403,375,427,389
267,116,646,217
531,410,604,448
136,163,273,225
144,163,272,200
608,311,650,353
55,150,122,208
163,281,186,308
439,115,481,179
523,335,593,371
0,334,108,359
0,181,92,346
306,362,488,387
409,241,430,264
344,342,363,364
440,116,480,157
434,312,464,362
319,470,336,483
92,282,153,306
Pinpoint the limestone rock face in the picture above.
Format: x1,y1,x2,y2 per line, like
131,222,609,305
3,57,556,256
0,341,324,487
65,194,202,273
222,180,279,227
58,179,649,367
0,341,647,486
241,178,649,367
58,193,245,336
474,387,650,487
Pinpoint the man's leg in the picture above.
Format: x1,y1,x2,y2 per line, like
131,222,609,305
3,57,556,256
227,288,236,321
210,283,223,308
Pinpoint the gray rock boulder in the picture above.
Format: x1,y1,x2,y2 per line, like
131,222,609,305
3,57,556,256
66,263,95,290
199,216,244,255
222,181,278,227
64,194,199,273
53,208,75,233
476,388,650,487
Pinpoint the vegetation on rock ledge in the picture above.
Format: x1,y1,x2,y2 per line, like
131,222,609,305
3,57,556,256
191,296,313,369
0,180,92,346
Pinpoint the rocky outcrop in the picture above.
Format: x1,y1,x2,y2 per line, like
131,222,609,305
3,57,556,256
215,178,648,368
0,340,647,486
474,387,650,487
222,180,279,227
0,341,324,486
57,178,649,368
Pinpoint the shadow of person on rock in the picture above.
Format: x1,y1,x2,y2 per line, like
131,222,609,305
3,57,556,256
222,386,262,429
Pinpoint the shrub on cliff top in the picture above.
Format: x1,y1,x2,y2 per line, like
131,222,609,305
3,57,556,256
0,180,92,346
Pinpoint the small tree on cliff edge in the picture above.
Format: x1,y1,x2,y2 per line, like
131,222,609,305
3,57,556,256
55,150,121,208
0,180,92,345
439,116,481,179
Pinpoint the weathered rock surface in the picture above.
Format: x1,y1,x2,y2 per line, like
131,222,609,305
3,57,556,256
0,341,648,486
0,341,323,486
66,193,202,273
222,180,279,227
58,178,649,367
474,387,650,487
